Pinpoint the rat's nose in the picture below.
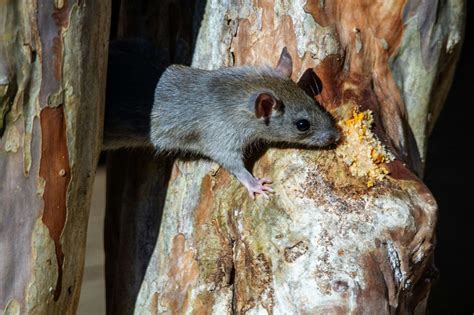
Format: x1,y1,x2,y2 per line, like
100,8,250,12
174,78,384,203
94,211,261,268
322,129,340,145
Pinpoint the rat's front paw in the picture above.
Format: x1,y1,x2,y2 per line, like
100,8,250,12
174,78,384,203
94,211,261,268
244,177,273,199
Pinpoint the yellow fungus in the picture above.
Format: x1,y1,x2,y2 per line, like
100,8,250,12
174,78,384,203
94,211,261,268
335,107,394,188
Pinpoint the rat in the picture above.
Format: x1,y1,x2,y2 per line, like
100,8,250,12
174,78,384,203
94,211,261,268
104,41,340,198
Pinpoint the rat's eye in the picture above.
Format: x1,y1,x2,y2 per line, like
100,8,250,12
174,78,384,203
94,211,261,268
295,119,310,132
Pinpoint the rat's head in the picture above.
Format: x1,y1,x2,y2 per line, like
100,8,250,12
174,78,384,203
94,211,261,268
249,48,340,147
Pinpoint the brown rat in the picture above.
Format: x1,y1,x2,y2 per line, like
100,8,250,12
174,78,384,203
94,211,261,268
104,44,339,198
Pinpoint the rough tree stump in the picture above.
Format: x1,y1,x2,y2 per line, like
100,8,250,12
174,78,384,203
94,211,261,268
131,1,465,314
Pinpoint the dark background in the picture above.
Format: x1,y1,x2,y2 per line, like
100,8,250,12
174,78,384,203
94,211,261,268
425,2,473,314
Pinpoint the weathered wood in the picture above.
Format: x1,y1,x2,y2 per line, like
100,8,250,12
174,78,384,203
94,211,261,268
132,0,464,314
0,0,110,313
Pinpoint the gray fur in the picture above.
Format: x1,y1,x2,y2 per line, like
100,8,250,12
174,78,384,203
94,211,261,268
104,43,339,196
150,64,339,192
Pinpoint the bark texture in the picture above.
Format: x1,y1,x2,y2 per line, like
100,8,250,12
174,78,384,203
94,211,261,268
0,1,110,313
132,0,464,314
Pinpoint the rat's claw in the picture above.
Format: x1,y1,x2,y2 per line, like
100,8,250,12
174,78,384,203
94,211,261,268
261,185,274,193
249,191,269,199
258,177,272,184
245,177,273,199
257,178,274,193
248,190,256,199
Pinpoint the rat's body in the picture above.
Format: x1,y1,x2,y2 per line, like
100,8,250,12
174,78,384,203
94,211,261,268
104,42,339,197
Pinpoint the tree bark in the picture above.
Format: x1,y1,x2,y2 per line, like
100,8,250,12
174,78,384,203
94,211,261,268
133,1,465,314
0,1,110,313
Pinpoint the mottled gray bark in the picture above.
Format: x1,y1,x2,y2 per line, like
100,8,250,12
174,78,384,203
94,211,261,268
0,0,110,313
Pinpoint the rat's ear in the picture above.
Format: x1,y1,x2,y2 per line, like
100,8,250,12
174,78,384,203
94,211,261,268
275,47,293,78
254,92,280,121
297,69,322,98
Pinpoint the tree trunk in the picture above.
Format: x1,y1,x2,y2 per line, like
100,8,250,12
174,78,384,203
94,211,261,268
105,0,465,314
0,1,110,313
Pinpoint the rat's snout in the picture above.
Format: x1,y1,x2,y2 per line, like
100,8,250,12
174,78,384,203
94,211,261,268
320,128,340,145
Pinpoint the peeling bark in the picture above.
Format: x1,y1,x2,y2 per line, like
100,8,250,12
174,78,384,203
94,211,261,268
39,106,70,301
0,0,110,313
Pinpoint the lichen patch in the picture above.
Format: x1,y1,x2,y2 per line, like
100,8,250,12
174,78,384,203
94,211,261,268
4,125,21,153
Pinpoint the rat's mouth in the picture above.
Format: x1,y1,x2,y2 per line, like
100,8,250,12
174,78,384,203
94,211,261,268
309,129,341,147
